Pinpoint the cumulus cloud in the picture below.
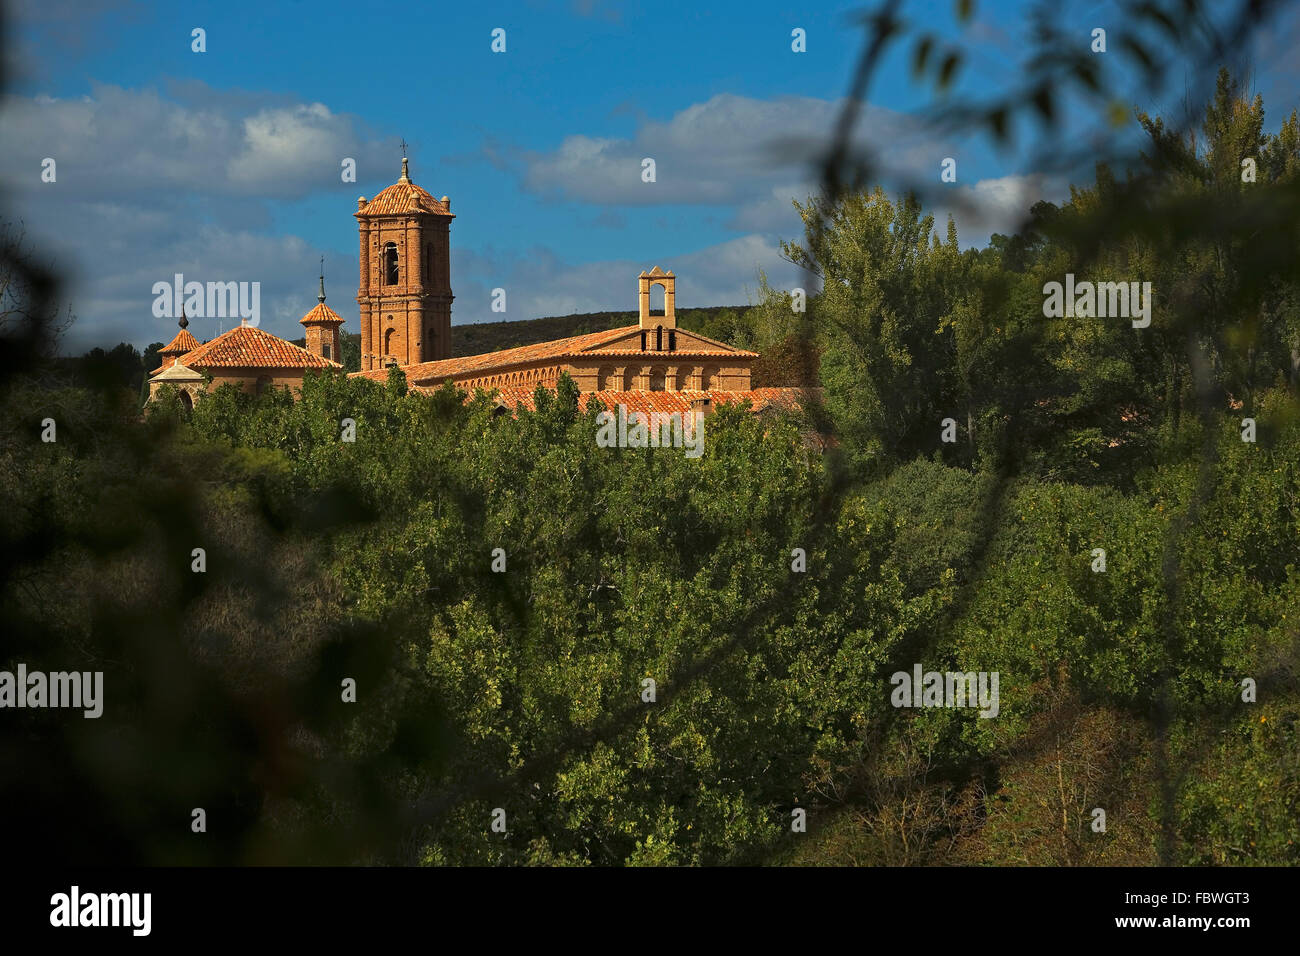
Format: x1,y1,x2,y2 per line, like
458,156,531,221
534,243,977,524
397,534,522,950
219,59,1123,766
516,92,1062,245
520,94,876,207
0,80,1065,353
0,82,401,350
0,83,391,199
6,186,351,352
933,172,1070,246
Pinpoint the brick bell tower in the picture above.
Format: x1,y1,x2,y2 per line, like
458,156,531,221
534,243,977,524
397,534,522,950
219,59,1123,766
355,153,454,371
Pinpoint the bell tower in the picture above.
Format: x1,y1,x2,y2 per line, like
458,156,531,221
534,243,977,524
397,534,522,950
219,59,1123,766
638,266,676,329
355,151,455,371
300,259,344,363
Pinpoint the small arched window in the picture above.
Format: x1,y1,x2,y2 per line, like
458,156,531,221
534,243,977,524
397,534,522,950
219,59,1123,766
640,331,647,350
668,330,676,352
384,242,399,285
655,325,663,351
384,328,395,356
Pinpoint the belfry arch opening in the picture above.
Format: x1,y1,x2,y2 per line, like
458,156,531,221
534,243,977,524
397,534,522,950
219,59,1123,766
638,268,676,332
384,242,399,285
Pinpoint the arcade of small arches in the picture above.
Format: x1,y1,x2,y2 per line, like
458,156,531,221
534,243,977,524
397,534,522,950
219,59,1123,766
458,366,563,391
451,363,725,393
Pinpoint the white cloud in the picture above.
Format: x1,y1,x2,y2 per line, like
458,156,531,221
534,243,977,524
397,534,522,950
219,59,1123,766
0,84,390,199
521,94,882,207
0,82,400,351
517,92,1063,246
932,172,1070,246
6,188,350,352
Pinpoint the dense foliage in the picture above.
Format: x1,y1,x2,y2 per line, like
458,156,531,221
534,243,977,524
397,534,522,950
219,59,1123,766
4,69,1299,865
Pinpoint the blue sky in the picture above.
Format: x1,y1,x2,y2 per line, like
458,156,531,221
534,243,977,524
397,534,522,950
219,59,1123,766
2,0,1297,351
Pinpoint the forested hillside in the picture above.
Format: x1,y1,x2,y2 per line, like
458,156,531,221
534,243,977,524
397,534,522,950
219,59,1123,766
4,68,1299,866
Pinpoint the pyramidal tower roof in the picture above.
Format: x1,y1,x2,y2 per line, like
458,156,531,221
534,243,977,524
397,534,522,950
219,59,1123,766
300,265,344,326
356,156,452,217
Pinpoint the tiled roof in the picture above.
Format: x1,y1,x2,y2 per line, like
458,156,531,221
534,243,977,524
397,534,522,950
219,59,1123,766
357,181,451,217
422,384,820,417
174,324,341,370
579,348,757,358
579,327,757,357
350,325,643,383
160,328,200,355
300,302,345,326
350,325,757,384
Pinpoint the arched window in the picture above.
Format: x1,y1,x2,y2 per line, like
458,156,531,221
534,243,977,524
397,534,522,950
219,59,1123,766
640,331,647,350
384,242,399,285
649,367,666,391
383,328,395,356
179,390,193,413
649,283,665,317
655,325,663,351
668,330,676,352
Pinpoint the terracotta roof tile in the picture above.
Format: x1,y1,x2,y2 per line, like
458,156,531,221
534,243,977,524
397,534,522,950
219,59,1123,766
300,302,345,326
579,348,757,358
350,326,643,383
174,324,341,370
357,181,451,218
350,325,758,384
160,328,200,355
